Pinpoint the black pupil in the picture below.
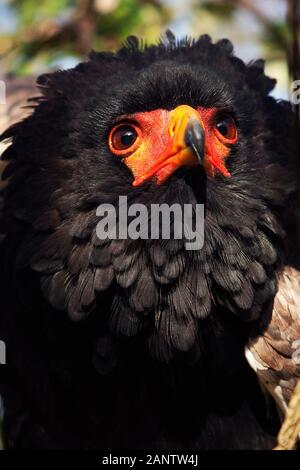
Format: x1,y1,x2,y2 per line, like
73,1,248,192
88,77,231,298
216,118,230,137
120,128,136,147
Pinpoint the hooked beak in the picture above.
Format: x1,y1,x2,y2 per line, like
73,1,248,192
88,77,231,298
132,105,205,186
184,116,205,166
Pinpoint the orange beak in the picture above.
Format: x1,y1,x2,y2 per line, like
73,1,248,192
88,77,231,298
132,105,205,186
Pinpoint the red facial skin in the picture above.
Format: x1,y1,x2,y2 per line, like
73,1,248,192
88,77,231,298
108,106,237,185
196,107,236,178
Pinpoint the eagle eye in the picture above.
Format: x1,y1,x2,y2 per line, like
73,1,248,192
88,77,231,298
109,124,139,154
215,113,237,142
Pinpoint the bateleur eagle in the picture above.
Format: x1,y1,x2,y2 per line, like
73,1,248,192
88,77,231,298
0,33,299,450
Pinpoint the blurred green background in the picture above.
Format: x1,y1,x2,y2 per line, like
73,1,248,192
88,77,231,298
0,0,297,99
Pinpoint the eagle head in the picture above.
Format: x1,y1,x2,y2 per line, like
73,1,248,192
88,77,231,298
1,33,295,365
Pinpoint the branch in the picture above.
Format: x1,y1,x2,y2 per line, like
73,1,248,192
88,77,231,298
274,379,300,450
18,0,97,55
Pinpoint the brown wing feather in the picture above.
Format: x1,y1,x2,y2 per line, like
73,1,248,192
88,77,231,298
246,265,300,414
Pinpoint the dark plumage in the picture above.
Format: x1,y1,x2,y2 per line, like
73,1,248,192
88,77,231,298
0,33,298,449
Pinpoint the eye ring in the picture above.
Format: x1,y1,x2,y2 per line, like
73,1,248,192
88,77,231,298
214,113,237,143
109,122,141,156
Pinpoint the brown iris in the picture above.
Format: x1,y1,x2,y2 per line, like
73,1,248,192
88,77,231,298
215,113,237,142
109,123,139,155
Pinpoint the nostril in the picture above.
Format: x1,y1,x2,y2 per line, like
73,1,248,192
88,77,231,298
171,124,176,136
